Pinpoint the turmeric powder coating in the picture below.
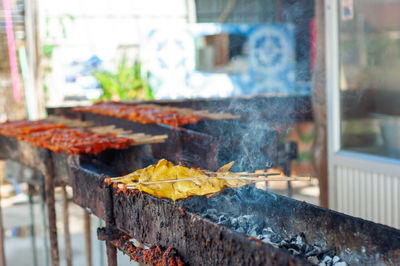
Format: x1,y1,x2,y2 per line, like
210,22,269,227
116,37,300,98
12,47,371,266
115,159,247,202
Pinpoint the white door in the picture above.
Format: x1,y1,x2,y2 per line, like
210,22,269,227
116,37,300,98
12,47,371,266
325,0,400,229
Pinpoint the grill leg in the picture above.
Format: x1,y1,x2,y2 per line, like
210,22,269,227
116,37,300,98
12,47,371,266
44,173,59,266
104,185,117,266
106,242,117,266
84,210,92,266
40,181,50,266
0,168,6,266
62,186,72,266
28,184,38,266
98,218,105,266
283,162,293,197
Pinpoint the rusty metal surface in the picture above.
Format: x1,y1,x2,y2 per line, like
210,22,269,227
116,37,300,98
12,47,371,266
71,165,309,266
62,186,72,266
71,164,400,265
52,153,75,185
0,167,6,266
79,112,220,170
47,100,287,171
46,97,311,171
0,137,60,266
44,171,60,266
97,227,123,241
51,109,278,171
0,135,61,266
0,135,19,161
182,186,400,265
84,210,92,266
2,114,399,265
109,237,183,265
28,184,39,266
105,242,117,266
47,95,313,124
150,95,313,123
104,181,118,266
0,135,55,184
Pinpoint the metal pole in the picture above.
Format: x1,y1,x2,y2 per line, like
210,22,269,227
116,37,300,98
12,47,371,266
98,218,105,266
84,210,92,266
62,186,72,266
28,184,38,266
283,163,293,198
44,173,59,266
311,0,328,208
40,180,49,266
0,161,6,266
104,187,117,266
106,242,117,266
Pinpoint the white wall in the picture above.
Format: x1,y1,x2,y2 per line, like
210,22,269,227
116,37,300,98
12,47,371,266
39,0,192,105
39,0,190,59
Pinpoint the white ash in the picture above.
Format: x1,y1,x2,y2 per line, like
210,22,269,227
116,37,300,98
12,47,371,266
202,209,347,266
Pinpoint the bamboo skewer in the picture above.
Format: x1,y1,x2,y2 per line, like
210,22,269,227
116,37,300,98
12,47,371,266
45,115,168,145
204,171,281,176
46,115,95,128
109,171,284,183
117,176,311,188
112,175,311,185
140,104,240,120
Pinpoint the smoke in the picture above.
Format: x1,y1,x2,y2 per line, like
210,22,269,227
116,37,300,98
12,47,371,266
226,99,275,171
191,1,316,172
179,185,383,265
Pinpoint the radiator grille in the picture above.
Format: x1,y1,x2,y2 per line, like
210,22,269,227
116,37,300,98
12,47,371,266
333,165,400,229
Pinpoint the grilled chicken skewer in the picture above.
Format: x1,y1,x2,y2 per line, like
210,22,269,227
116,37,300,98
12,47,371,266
117,176,311,187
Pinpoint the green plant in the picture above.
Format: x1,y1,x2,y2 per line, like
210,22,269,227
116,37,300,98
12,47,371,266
42,14,75,98
94,56,154,101
42,44,55,59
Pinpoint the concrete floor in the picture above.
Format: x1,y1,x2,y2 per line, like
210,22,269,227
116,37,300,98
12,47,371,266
267,177,320,206
0,179,319,266
1,188,138,266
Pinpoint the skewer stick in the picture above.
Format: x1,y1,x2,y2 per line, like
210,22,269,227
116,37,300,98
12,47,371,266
205,171,281,176
116,176,311,186
109,171,282,183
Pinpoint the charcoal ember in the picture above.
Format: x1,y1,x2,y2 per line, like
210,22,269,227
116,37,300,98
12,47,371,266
202,209,219,221
236,227,245,234
217,215,229,226
318,255,332,266
331,256,347,266
261,227,275,236
320,248,335,260
307,256,319,264
203,209,217,216
203,213,218,221
294,234,309,254
305,244,323,257
288,248,301,256
230,217,238,229
248,215,264,230
198,203,347,265
237,216,250,231
248,224,261,237
280,241,299,251
280,235,307,252
260,227,282,244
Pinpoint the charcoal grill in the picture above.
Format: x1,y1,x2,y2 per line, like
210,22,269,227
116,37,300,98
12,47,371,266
48,95,312,172
0,124,399,265
1,96,398,265
71,155,400,265
0,133,150,266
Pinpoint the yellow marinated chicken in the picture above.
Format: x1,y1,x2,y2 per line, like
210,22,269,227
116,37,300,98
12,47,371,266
116,159,247,202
